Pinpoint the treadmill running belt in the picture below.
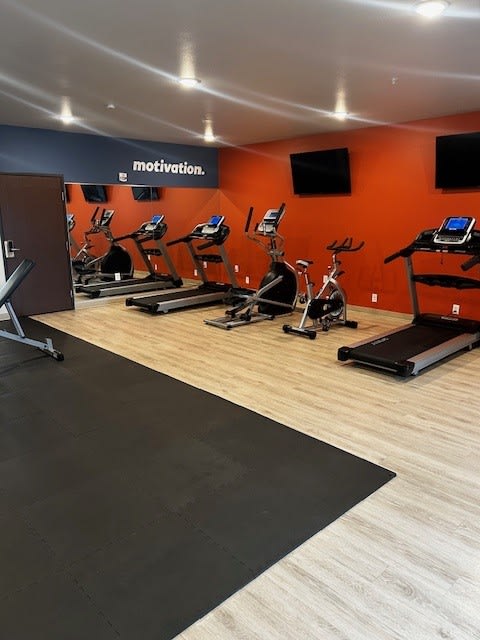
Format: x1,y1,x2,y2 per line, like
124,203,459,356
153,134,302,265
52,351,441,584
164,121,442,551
352,323,462,361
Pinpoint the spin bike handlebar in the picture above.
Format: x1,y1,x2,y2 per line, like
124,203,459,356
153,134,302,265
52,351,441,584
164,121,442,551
326,238,364,253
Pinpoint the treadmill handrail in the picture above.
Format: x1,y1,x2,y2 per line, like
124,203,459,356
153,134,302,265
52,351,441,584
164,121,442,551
461,254,480,271
384,247,414,264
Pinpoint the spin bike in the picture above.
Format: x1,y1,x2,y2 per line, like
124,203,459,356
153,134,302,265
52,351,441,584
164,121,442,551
204,203,298,329
282,237,364,339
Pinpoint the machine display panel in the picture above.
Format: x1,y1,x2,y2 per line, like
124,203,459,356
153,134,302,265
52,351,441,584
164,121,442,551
434,216,476,244
207,215,224,227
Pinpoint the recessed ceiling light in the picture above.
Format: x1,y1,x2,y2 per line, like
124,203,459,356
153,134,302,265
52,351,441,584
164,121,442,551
413,1,449,17
178,77,201,88
106,103,116,110
58,114,75,125
332,111,349,121
203,118,215,142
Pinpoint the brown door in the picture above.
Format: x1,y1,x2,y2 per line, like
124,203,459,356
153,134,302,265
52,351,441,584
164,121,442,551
0,173,74,316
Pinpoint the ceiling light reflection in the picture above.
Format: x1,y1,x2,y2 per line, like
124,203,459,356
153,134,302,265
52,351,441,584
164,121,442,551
414,1,450,17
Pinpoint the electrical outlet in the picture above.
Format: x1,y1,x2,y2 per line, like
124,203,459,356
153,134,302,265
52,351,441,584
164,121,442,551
323,274,328,284
245,275,250,285
371,293,378,303
452,304,460,315
203,261,208,269
234,264,239,273
194,269,198,277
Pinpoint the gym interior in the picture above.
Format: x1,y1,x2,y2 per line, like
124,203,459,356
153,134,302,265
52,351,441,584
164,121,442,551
1,3,480,639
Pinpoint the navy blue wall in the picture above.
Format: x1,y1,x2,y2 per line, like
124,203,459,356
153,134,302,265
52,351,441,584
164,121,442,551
0,125,218,188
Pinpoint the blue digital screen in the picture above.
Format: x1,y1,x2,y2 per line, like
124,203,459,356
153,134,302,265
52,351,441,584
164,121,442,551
445,217,470,231
208,215,223,226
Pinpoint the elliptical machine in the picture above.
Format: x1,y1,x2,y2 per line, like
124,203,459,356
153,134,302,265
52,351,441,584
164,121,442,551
71,208,134,285
282,237,364,339
205,203,298,329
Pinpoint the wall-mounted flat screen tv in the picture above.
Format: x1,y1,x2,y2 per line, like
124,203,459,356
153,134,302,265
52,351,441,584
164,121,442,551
290,147,351,195
81,184,108,203
435,132,480,189
131,186,160,201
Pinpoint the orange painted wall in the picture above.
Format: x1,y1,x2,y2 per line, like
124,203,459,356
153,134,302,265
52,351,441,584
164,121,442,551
218,110,480,318
67,110,480,318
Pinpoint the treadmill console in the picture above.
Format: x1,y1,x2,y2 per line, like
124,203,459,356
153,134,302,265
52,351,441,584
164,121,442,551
257,207,285,235
433,216,476,245
143,214,165,232
201,215,225,236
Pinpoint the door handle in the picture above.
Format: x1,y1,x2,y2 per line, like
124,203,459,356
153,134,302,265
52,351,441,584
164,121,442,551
4,240,21,258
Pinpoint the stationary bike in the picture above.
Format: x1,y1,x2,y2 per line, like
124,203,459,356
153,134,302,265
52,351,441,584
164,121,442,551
282,237,364,339
204,203,298,329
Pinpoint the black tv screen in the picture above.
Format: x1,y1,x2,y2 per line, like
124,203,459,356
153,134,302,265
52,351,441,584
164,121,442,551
435,132,480,189
81,184,108,203
131,186,160,201
290,148,351,195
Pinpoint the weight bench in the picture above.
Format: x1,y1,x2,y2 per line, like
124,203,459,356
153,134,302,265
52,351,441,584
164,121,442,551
0,259,64,361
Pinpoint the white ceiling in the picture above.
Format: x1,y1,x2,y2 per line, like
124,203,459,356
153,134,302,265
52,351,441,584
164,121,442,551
1,0,479,147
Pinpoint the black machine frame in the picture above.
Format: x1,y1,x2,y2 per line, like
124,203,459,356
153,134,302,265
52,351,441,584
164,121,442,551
75,214,183,298
204,203,298,330
126,215,239,313
338,217,480,376
0,259,63,360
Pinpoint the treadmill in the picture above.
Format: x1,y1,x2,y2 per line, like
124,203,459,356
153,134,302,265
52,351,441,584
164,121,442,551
75,214,183,298
125,214,239,313
338,216,480,376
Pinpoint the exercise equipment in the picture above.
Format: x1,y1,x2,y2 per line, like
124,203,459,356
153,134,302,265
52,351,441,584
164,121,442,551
71,208,133,285
66,213,81,257
282,237,364,339
338,216,480,376
0,259,64,360
75,214,183,298
126,214,239,313
204,203,297,329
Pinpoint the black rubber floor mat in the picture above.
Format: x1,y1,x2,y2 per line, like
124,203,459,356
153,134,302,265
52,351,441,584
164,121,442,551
0,319,395,639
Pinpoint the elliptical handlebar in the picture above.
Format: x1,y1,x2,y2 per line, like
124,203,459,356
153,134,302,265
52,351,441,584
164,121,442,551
90,206,100,224
244,206,254,234
326,237,365,253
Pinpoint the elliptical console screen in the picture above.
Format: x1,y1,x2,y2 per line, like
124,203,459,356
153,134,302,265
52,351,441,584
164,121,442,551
263,208,283,225
257,207,285,234
434,216,476,244
151,214,164,224
99,209,115,226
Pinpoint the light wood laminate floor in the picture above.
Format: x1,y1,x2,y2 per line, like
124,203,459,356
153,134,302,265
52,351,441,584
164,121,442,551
35,297,480,640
